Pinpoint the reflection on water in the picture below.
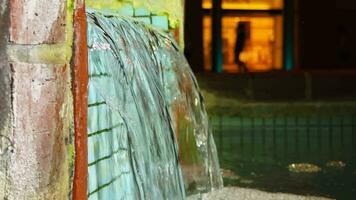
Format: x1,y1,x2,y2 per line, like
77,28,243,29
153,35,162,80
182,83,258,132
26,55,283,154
211,115,356,199
288,163,322,173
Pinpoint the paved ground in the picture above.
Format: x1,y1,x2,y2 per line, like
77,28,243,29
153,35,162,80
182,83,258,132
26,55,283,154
188,187,333,200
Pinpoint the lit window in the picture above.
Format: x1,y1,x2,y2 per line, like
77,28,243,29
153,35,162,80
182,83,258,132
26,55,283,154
202,0,283,10
203,0,284,73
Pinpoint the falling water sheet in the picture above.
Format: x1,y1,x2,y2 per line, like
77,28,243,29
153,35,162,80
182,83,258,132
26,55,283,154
86,10,222,200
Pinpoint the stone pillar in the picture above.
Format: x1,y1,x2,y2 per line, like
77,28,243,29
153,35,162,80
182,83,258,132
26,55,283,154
1,0,73,199
0,0,12,198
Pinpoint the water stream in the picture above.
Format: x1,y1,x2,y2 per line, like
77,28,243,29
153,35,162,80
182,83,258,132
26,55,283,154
86,10,222,199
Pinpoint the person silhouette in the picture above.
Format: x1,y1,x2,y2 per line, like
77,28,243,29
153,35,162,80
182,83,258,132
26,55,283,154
234,22,248,73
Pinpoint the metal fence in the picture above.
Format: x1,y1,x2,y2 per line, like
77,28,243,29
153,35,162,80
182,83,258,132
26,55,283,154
210,115,356,164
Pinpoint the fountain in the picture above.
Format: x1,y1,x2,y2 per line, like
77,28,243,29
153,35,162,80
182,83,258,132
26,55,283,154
86,9,222,199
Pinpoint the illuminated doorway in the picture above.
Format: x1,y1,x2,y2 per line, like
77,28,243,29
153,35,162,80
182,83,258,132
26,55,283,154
203,0,284,73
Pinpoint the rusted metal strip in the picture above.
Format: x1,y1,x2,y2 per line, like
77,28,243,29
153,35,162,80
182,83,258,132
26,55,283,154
72,0,88,199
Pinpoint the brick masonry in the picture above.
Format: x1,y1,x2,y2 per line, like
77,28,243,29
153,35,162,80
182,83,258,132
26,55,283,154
1,0,73,199
9,0,66,44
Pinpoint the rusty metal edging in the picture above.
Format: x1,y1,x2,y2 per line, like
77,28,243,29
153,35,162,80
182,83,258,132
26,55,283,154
72,0,88,199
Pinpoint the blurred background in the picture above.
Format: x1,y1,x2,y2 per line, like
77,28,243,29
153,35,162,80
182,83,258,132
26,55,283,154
184,0,356,199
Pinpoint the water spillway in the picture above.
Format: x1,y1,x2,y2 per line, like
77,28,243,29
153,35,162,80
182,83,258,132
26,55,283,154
86,10,222,199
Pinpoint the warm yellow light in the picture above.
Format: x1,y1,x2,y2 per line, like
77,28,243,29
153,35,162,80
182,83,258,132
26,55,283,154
203,15,283,72
202,0,283,10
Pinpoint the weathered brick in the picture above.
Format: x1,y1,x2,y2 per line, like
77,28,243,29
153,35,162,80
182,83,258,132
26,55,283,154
10,63,71,199
9,0,66,44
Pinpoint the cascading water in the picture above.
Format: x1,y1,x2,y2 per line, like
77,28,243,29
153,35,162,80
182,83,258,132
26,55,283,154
86,10,222,199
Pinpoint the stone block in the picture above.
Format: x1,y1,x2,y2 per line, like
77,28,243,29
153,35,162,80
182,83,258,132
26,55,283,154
9,0,66,44
9,63,71,199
